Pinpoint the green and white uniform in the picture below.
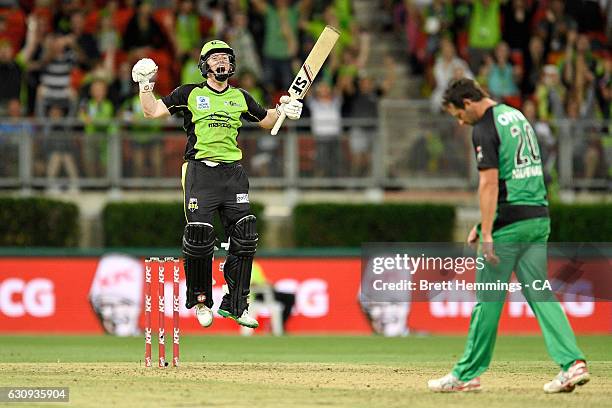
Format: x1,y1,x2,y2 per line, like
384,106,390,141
452,104,585,381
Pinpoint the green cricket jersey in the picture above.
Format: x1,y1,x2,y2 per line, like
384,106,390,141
161,83,267,162
472,103,549,230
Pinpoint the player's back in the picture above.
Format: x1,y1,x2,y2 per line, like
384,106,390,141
476,103,548,207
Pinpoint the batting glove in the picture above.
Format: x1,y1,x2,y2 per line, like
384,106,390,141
132,58,158,92
279,95,303,120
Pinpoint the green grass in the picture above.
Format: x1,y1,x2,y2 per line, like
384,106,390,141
0,335,610,407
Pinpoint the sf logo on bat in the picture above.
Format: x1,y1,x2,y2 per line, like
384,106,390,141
291,65,313,97
291,76,309,97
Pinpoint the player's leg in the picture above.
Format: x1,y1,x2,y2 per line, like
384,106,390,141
514,217,589,393
429,225,518,392
217,164,259,328
181,161,220,327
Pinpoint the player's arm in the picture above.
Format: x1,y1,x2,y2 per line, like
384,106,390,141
472,116,501,263
478,168,499,240
259,108,282,129
140,91,171,118
131,58,171,119
240,90,302,130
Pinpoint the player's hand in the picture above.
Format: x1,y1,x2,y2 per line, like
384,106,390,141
132,58,158,84
481,233,499,266
466,225,479,250
279,95,303,120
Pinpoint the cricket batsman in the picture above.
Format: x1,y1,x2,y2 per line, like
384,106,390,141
428,78,590,393
131,40,302,329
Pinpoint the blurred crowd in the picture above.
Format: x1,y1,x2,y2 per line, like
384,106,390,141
0,0,385,120
0,0,400,184
0,0,609,186
389,0,610,119
389,0,611,182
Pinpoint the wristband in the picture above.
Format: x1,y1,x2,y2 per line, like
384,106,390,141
139,82,155,93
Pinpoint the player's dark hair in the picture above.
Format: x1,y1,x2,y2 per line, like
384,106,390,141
442,78,488,109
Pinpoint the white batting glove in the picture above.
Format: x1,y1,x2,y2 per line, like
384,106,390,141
132,58,158,92
279,95,303,120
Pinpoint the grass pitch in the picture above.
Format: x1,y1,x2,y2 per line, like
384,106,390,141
1,335,611,407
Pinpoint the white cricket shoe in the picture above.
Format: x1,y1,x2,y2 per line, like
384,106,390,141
543,360,590,393
195,303,213,328
427,373,481,392
218,307,259,329
236,309,259,328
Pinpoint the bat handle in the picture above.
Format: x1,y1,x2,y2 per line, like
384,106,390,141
271,110,287,135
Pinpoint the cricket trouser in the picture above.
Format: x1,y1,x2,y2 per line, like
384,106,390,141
452,217,586,381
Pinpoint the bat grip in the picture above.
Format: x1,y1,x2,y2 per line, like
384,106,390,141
271,110,287,135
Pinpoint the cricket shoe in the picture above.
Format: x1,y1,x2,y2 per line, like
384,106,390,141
427,373,481,392
543,360,590,393
194,303,213,328
218,308,259,329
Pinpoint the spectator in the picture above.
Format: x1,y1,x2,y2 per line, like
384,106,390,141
430,37,473,113
0,40,21,112
240,71,281,178
120,93,163,178
51,0,80,34
109,61,135,110
123,0,169,57
307,81,343,177
487,41,521,104
560,32,598,117
422,0,453,60
225,11,263,81
501,0,536,56
79,79,116,177
252,0,299,92
521,35,546,96
19,14,48,115
35,33,77,117
467,0,502,72
582,128,607,181
345,74,386,177
97,11,121,54
394,0,426,74
44,102,79,193
180,47,202,85
239,70,265,105
0,6,26,56
69,11,100,70
0,99,27,177
536,0,577,56
535,64,566,121
476,51,494,87
174,0,200,59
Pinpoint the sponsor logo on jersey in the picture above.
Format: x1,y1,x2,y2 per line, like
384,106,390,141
476,146,484,162
236,193,249,203
205,111,233,128
224,101,242,108
188,198,198,212
196,96,210,110
496,110,526,126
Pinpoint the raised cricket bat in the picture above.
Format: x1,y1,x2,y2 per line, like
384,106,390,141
271,25,340,135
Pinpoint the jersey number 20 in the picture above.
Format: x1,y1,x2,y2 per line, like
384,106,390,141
510,124,541,167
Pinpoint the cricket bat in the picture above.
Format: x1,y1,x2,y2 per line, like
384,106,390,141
271,25,340,135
